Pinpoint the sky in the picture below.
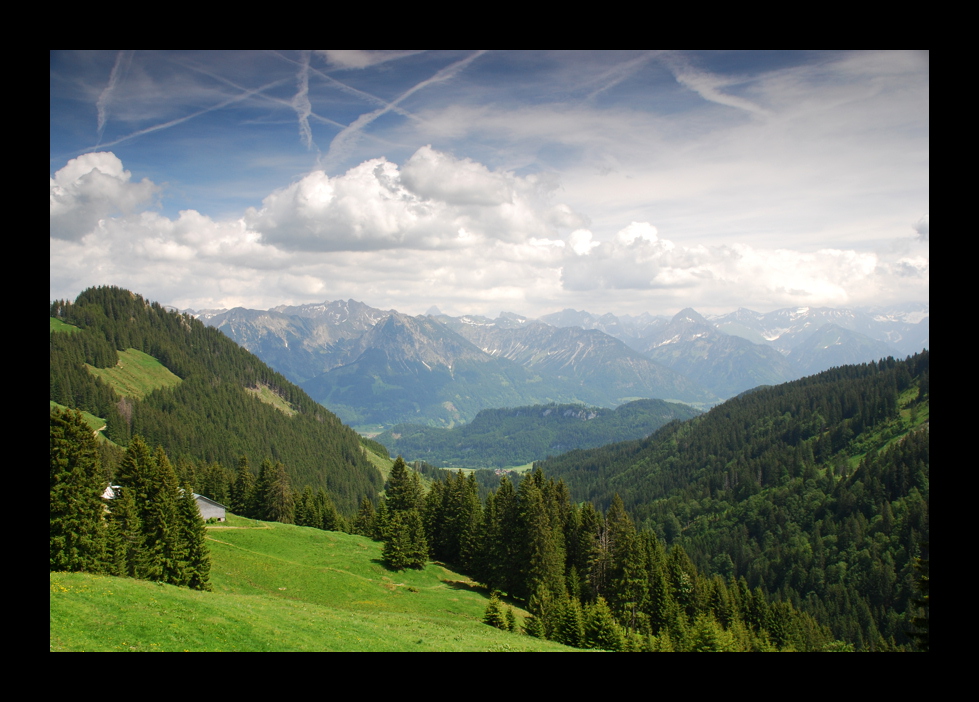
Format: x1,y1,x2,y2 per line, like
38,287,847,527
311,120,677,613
50,50,929,319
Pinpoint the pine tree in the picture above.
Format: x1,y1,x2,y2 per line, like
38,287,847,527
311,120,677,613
150,446,185,585
483,591,509,630
50,407,109,573
385,456,423,513
229,455,254,516
106,481,149,579
556,595,586,648
265,461,295,524
585,597,625,651
354,496,376,537
176,480,212,591
382,509,428,570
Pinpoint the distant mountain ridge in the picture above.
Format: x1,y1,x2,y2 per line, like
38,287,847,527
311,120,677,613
191,299,927,429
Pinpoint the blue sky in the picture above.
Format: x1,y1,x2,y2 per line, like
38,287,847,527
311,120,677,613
50,50,928,318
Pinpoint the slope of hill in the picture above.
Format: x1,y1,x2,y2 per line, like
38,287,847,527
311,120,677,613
50,286,382,514
378,399,702,468
537,351,929,649
50,515,573,652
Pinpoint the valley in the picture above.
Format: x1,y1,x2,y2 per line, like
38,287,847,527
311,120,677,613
50,287,929,651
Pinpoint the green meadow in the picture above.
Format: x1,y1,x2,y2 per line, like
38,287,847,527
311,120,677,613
85,348,182,400
50,514,576,652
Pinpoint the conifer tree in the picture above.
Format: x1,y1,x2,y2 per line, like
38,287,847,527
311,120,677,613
505,605,518,633
314,488,341,531
584,597,625,651
909,542,929,652
265,461,295,524
354,496,376,537
176,480,212,591
385,456,423,513
229,455,254,516
556,595,586,648
483,591,509,630
149,446,185,585
382,509,428,570
50,407,110,573
106,481,149,579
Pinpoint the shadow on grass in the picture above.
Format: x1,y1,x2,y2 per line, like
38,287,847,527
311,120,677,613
441,578,486,594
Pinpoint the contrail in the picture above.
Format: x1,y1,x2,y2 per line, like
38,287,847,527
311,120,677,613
96,50,135,144
584,51,663,101
174,55,347,131
267,50,422,125
662,52,770,117
92,77,292,150
293,50,315,149
324,50,488,167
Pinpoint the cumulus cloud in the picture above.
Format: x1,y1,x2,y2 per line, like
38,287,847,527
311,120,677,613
50,150,927,317
50,152,159,240
401,145,511,206
246,146,585,252
559,221,924,311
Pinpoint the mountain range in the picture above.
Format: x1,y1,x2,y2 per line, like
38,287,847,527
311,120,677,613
193,300,928,429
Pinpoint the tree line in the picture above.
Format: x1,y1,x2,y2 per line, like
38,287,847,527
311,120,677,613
50,407,210,591
50,286,382,514
354,457,846,651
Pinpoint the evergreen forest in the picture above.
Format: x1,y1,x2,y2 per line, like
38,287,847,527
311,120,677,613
50,286,382,515
537,351,930,650
377,399,701,468
50,287,928,651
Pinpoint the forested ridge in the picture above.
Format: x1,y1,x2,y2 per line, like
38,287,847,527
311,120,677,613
378,399,701,468
50,286,381,514
49,285,928,651
537,351,930,649
357,458,851,651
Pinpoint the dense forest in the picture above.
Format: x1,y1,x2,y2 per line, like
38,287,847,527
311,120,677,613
537,352,930,649
355,457,860,651
50,286,382,514
49,286,929,651
377,399,701,468
50,407,211,591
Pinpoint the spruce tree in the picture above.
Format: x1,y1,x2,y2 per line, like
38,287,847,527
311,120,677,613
354,496,376,537
382,509,428,570
585,596,625,651
385,456,423,513
483,591,509,630
265,461,295,524
106,481,149,579
50,407,109,573
229,455,254,516
176,480,212,591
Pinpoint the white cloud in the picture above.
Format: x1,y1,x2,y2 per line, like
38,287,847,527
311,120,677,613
316,50,422,70
50,149,928,318
246,145,584,252
401,145,511,206
50,152,159,240
559,221,927,312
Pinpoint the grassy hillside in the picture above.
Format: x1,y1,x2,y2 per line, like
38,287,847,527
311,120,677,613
85,348,182,400
50,317,80,333
50,515,577,652
50,287,383,513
